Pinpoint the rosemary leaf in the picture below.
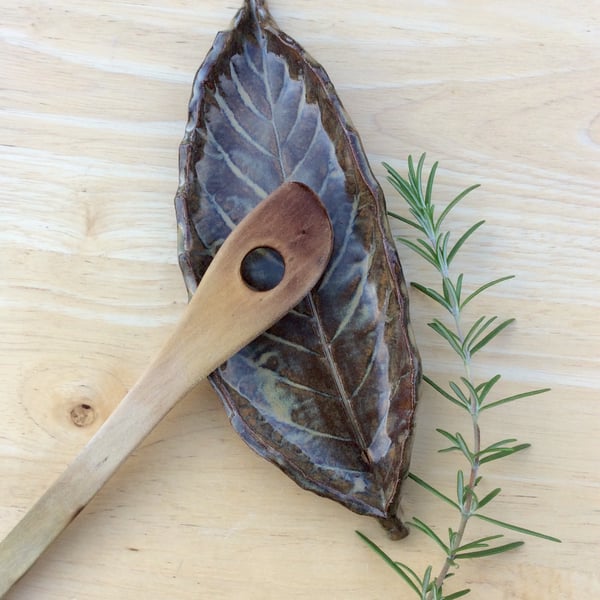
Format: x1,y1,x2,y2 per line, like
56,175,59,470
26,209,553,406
396,237,440,268
473,514,562,543
448,381,471,408
454,541,525,559
460,276,515,309
411,518,451,554
462,315,490,351
447,220,485,265
412,282,453,312
428,320,466,358
423,376,470,411
474,488,502,510
387,211,425,233
444,588,472,600
424,161,438,209
454,534,504,552
473,374,502,405
437,184,480,227
408,473,461,511
355,531,422,596
479,438,519,451
480,387,552,411
478,443,531,465
469,318,515,355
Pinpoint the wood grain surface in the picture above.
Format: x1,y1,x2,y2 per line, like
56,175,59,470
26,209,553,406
1,1,598,598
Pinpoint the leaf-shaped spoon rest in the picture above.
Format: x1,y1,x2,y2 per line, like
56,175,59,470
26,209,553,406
0,182,332,596
175,0,421,537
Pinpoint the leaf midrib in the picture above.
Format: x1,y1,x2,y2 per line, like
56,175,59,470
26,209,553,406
307,293,371,463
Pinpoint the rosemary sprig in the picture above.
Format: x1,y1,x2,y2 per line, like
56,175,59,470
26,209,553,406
358,155,559,599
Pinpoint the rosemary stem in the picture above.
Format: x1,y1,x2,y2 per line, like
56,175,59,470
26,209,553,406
430,295,481,596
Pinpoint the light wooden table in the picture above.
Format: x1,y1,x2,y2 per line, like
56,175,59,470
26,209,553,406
1,1,598,598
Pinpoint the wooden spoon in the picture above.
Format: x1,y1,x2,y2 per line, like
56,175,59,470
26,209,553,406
0,181,333,596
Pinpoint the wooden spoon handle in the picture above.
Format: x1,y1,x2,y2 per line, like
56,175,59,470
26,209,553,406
0,181,332,596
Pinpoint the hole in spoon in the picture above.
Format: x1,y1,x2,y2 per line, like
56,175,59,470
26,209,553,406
241,246,285,291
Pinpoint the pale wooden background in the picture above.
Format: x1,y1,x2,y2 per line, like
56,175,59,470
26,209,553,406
1,1,598,598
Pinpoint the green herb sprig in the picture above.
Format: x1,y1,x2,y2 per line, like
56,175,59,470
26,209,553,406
358,155,560,599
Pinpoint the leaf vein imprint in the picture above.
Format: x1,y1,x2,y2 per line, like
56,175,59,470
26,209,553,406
307,294,370,459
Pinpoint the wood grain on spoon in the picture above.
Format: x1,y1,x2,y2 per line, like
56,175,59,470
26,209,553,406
0,181,333,597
